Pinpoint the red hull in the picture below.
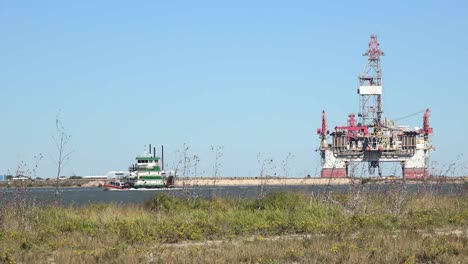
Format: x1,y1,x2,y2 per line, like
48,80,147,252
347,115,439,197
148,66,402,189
321,168,347,178
103,184,129,190
403,168,428,179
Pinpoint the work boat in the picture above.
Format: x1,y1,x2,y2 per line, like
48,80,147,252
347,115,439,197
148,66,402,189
129,154,176,188
103,145,176,190
103,180,131,190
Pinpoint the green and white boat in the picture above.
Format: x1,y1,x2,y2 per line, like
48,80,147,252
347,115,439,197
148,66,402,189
104,145,176,190
129,154,176,188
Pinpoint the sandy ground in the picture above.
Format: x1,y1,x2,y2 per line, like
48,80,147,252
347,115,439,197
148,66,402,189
79,178,352,187
174,178,353,187
173,177,468,186
5,177,464,188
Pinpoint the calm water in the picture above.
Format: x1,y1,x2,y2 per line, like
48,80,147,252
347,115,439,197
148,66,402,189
0,183,466,206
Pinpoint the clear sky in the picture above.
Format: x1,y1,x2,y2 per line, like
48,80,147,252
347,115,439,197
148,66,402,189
1,1,467,178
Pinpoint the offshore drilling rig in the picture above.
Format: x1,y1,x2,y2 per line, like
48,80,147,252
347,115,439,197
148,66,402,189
317,35,433,179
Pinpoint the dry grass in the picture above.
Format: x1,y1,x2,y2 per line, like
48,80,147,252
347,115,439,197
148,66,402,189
0,188,467,263
4,230,467,263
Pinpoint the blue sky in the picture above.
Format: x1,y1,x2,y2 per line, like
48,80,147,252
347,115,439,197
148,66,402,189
1,1,467,177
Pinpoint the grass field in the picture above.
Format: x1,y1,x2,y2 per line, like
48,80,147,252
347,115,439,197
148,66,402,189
0,185,467,263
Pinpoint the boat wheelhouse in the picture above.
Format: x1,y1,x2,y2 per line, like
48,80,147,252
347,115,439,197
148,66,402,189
128,145,176,188
130,155,166,188
103,144,176,190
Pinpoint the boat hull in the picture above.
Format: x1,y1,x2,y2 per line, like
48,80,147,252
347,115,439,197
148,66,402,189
103,184,129,191
132,179,165,188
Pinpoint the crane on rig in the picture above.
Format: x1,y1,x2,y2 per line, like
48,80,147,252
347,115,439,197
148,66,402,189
317,35,433,179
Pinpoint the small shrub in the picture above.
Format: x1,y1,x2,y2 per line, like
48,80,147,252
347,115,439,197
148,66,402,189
146,193,179,212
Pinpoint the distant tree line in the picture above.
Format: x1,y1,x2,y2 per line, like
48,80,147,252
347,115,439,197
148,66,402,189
2,175,83,181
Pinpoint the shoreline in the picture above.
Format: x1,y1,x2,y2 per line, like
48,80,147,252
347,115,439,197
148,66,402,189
176,177,353,186
0,177,466,188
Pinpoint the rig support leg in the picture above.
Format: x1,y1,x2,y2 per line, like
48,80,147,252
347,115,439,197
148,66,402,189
402,149,429,179
320,149,347,178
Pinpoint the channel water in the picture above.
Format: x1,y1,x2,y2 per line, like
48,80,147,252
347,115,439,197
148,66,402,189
0,183,465,207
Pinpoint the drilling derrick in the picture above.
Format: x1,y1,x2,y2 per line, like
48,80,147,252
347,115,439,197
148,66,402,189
317,35,434,179
359,34,384,126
